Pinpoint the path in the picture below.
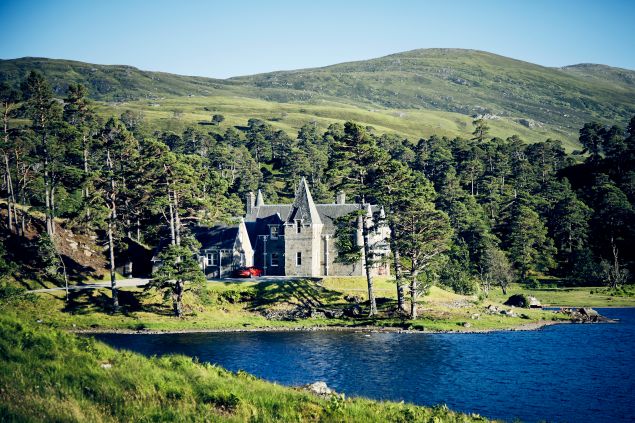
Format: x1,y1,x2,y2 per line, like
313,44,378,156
27,276,296,293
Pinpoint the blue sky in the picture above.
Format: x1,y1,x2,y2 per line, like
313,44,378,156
1,0,634,78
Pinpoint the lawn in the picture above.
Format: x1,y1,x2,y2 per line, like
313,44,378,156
4,276,582,334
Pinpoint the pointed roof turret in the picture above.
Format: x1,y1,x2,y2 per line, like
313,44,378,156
256,189,265,207
287,177,322,225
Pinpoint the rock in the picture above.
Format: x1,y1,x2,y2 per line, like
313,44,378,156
83,249,92,257
500,309,517,317
344,294,362,304
580,308,599,317
68,241,78,251
308,308,326,319
559,307,616,323
344,304,362,318
323,309,344,319
305,381,334,398
470,313,480,320
486,304,499,314
100,363,112,369
517,118,544,129
462,322,472,328
528,296,542,308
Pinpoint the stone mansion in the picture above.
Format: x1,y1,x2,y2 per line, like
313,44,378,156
193,178,390,278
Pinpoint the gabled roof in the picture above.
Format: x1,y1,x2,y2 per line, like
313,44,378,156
286,177,322,225
191,225,240,251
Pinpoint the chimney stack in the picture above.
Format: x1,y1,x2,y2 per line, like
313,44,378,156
336,191,346,205
246,192,255,214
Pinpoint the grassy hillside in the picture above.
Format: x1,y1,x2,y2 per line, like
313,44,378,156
2,49,635,147
233,49,635,132
0,57,236,100
0,312,487,422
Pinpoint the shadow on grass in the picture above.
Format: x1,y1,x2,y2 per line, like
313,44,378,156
62,288,171,317
250,279,344,310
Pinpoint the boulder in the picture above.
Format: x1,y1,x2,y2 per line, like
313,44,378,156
559,307,615,323
305,381,333,398
344,294,362,304
486,304,499,314
528,296,542,308
344,304,362,318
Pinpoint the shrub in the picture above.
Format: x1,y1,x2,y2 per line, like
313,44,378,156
504,294,530,308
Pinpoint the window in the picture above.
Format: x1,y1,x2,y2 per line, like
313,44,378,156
271,252,280,267
207,252,218,266
296,251,302,266
296,220,302,233
270,225,279,239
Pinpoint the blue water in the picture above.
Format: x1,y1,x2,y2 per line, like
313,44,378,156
94,308,635,422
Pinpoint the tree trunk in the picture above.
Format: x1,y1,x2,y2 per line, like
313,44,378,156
174,190,181,246
43,136,53,236
50,184,55,235
3,153,14,232
173,279,184,317
362,214,377,316
168,189,176,245
409,277,418,319
106,149,119,311
82,136,91,220
389,222,405,312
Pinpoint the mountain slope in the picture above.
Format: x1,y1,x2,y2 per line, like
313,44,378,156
233,49,635,132
0,57,236,100
2,49,634,146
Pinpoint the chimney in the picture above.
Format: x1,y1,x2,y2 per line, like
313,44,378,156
246,192,255,214
336,191,346,205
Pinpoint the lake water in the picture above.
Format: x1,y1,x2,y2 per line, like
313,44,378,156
94,308,635,423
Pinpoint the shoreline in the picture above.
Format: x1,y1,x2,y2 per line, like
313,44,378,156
71,319,569,336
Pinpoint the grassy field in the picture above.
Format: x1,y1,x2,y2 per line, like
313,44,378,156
4,277,578,334
96,94,579,148
0,312,489,422
486,283,635,308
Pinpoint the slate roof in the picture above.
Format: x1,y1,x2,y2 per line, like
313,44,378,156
243,179,382,235
191,225,239,251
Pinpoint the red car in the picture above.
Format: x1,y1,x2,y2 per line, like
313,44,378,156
232,267,263,278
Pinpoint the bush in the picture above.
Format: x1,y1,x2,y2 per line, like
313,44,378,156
504,294,530,308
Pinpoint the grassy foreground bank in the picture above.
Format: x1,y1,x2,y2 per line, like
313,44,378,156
0,312,488,422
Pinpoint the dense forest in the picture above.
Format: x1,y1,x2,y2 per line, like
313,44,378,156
1,71,634,315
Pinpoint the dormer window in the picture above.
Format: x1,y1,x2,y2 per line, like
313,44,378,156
270,225,279,239
296,220,302,233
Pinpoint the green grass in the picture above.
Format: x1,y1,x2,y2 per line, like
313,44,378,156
4,277,577,334
0,312,490,422
96,94,579,148
486,283,635,308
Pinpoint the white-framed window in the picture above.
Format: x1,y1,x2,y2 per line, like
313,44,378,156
271,252,280,267
296,251,302,266
207,252,218,266
270,225,279,239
